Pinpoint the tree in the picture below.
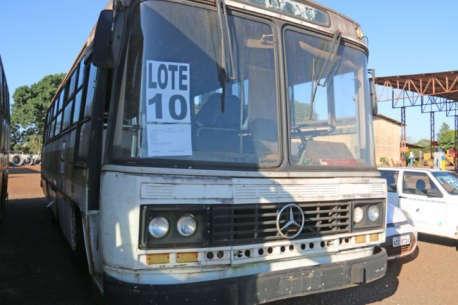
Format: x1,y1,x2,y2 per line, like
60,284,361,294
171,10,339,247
415,139,431,152
294,101,317,125
11,73,64,153
439,130,455,150
439,122,451,138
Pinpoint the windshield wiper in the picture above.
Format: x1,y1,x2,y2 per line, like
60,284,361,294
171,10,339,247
308,31,342,120
216,0,236,112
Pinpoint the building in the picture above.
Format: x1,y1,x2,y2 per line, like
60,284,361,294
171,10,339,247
373,114,402,167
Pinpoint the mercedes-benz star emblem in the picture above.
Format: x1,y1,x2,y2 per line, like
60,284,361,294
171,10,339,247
276,204,305,239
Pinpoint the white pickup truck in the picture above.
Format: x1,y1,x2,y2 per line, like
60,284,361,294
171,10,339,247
380,168,458,242
383,203,418,260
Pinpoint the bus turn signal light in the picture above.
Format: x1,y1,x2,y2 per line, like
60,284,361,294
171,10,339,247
369,233,379,242
355,235,367,244
146,253,170,265
176,252,198,263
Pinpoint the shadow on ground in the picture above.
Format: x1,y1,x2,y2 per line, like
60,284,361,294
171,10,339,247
271,258,406,305
418,233,457,249
0,198,102,305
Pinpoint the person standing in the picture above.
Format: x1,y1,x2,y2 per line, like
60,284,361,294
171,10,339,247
408,151,415,167
433,149,440,170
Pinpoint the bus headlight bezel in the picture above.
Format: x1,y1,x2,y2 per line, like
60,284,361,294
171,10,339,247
177,214,197,237
352,201,385,231
139,205,207,250
148,216,170,239
367,205,381,222
353,207,364,224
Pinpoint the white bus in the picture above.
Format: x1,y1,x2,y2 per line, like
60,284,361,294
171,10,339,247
41,0,388,304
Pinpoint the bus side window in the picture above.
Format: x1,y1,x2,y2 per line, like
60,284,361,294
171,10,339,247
72,60,86,124
84,64,97,118
55,112,63,136
73,91,83,124
76,63,98,161
63,97,74,131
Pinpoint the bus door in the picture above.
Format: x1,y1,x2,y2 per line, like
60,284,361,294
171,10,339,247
74,60,109,278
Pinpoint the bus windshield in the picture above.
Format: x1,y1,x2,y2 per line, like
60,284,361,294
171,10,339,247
112,1,280,168
111,0,375,170
285,30,374,169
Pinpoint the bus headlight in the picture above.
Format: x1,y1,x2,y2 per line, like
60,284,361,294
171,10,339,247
177,215,197,237
148,217,170,239
367,205,380,222
353,207,364,224
139,206,210,250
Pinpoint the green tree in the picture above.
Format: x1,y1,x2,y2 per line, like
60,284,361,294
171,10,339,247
415,139,430,152
439,122,451,137
438,130,455,150
11,73,64,153
294,101,317,125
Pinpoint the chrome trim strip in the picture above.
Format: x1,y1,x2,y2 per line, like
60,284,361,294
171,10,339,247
102,164,380,178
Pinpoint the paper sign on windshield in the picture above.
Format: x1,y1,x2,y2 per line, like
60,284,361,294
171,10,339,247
146,60,191,124
145,60,192,157
146,124,192,157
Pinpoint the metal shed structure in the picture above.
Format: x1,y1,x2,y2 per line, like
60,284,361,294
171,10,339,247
374,71,458,167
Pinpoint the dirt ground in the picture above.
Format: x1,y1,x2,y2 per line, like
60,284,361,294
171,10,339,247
0,167,457,305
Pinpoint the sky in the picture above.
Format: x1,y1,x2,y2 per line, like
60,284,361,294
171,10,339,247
1,0,458,142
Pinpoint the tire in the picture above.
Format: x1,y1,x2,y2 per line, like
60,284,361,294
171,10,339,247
11,155,22,167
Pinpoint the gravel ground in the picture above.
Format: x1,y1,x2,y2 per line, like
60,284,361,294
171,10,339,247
0,167,456,305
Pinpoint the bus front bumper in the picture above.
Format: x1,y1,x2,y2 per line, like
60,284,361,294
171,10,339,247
104,247,387,305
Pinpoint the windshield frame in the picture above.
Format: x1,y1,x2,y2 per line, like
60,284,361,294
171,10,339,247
106,0,377,172
282,24,376,171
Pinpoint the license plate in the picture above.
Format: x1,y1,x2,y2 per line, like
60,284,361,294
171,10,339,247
392,234,411,248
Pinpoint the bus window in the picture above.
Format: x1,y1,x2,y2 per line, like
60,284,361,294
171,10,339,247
49,120,56,139
73,91,83,123
112,3,279,166
55,112,63,136
63,99,73,130
77,61,86,90
84,64,97,118
69,69,78,98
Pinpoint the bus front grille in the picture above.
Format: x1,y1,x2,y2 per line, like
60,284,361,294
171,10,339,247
209,201,351,245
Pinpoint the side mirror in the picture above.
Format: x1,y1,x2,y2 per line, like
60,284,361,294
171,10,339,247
368,69,378,116
93,10,114,68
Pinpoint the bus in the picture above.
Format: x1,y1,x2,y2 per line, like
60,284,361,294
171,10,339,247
41,0,388,304
0,56,10,223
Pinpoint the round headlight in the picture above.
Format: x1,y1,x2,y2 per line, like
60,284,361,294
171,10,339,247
148,217,169,239
368,205,381,222
177,215,197,237
353,207,364,224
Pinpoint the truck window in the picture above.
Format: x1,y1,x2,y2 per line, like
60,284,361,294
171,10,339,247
403,172,441,197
